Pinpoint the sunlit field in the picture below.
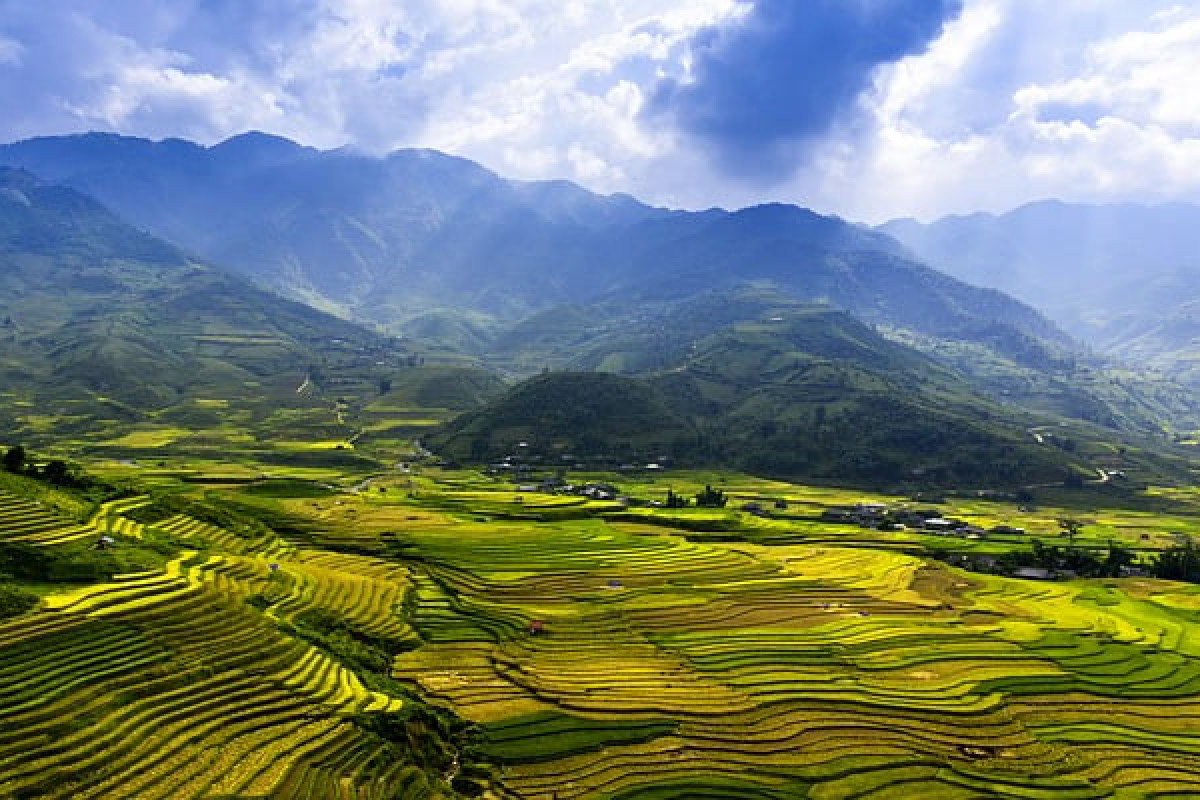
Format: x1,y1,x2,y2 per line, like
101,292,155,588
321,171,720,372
5,459,1200,798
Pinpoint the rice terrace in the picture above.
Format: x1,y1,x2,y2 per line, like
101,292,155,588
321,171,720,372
5,439,1200,798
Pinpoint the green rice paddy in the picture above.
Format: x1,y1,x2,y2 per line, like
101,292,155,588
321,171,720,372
3,466,1200,797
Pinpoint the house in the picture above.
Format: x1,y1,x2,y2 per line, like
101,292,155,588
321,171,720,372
580,483,620,501
1014,567,1051,580
821,507,860,523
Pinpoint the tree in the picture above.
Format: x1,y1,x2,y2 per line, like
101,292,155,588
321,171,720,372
695,484,727,508
1101,540,1135,578
41,460,72,486
3,445,26,474
1058,518,1085,551
1152,538,1200,582
664,488,688,508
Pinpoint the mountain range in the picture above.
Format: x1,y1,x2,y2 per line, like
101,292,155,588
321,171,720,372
881,201,1200,386
0,133,1064,347
2,132,1198,485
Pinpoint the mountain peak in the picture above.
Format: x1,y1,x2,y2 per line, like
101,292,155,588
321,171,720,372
210,131,312,164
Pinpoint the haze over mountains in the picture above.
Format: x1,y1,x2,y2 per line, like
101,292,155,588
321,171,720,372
3,131,1200,484
0,132,1061,347
0,165,411,443
882,202,1200,386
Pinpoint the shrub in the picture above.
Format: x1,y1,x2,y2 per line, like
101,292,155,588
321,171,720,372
0,584,38,620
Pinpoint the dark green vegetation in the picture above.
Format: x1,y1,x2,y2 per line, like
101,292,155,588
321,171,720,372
431,371,695,465
436,299,1194,487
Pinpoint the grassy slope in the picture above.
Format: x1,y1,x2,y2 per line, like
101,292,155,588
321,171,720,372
0,169,515,465
438,303,1087,487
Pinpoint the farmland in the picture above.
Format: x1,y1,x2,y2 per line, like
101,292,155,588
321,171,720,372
4,462,1200,798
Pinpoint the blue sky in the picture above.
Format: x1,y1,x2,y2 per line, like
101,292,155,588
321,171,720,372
1,0,1198,222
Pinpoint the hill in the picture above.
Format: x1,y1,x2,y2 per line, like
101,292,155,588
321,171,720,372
430,371,695,465
0,167,422,449
435,304,1083,486
488,287,1200,435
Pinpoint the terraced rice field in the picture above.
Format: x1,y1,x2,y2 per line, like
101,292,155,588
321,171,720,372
0,493,439,799
5,479,1200,797
378,488,1200,798
0,489,97,545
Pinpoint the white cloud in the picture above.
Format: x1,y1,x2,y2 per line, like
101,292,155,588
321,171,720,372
0,34,21,65
1,0,1198,222
772,0,1200,222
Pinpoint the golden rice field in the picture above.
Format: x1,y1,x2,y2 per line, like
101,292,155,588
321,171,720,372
4,472,1200,798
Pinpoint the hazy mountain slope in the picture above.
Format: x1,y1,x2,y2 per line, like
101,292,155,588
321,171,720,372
881,201,1200,384
0,132,664,322
0,133,1068,356
0,167,414,438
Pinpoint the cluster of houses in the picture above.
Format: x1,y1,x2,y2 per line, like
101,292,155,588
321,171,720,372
484,444,673,476
820,503,1026,540
513,479,624,502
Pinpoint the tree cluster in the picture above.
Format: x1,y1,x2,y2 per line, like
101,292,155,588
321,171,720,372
3,445,87,488
1150,539,1200,582
695,484,728,508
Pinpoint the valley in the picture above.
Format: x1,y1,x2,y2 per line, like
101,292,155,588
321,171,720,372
4,132,1200,798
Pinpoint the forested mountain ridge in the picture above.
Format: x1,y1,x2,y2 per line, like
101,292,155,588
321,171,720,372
0,133,1067,354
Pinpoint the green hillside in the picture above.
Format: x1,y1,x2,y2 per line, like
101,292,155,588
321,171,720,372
435,305,1085,486
430,372,695,464
488,286,1200,437
0,168,426,452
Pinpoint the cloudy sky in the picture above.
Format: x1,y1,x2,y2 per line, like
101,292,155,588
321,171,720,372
1,0,1198,222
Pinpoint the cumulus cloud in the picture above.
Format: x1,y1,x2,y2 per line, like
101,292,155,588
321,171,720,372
644,0,965,181
802,0,1200,221
1,0,1198,222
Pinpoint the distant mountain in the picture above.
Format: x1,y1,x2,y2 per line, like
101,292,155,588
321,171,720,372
0,132,660,323
881,201,1200,384
0,133,1066,354
0,167,416,441
434,304,1079,486
6,132,1197,434
486,286,1200,434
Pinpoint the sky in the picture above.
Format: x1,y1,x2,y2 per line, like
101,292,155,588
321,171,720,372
1,0,1198,223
